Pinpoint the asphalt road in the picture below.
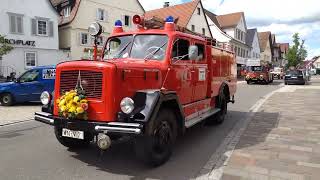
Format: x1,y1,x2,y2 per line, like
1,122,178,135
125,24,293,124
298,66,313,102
0,80,284,180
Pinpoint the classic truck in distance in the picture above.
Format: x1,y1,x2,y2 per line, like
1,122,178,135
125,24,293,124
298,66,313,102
34,15,237,166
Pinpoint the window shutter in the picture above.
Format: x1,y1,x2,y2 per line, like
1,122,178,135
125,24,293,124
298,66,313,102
49,21,54,37
129,16,132,27
79,32,82,45
121,15,125,25
104,10,108,22
16,16,23,33
31,19,37,35
9,15,16,33
96,9,99,20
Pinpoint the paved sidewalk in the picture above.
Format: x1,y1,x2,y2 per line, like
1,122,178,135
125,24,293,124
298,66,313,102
0,103,41,126
221,79,320,179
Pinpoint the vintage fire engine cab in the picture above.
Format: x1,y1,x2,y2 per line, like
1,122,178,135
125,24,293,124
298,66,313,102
35,15,237,166
245,59,273,85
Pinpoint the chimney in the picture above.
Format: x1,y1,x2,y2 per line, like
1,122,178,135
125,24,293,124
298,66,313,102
164,2,170,8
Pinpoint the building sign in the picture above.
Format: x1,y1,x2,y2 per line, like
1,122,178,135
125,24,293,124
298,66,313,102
0,38,35,47
42,69,56,79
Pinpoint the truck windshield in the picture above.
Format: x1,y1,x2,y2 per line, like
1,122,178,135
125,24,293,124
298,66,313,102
104,34,168,60
248,66,262,72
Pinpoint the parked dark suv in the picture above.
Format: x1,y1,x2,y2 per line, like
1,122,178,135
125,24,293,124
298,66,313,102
284,70,307,85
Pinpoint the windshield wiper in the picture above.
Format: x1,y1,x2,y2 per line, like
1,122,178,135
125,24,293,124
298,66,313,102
143,42,167,61
113,41,132,59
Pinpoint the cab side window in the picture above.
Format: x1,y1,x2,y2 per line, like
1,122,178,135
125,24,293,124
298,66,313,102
172,39,190,60
196,43,205,61
19,70,39,83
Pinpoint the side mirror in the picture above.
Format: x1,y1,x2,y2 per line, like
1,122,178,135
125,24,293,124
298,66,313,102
188,45,198,60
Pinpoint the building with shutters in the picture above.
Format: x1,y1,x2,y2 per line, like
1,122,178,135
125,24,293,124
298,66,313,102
144,0,212,38
50,0,145,59
0,0,67,77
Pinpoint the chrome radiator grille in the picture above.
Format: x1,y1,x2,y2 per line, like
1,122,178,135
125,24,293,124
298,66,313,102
59,70,103,99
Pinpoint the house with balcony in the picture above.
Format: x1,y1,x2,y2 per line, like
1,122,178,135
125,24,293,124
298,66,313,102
0,0,67,77
144,0,212,38
50,0,145,59
258,31,272,65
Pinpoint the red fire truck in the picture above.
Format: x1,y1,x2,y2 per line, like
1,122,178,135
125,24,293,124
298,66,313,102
35,15,237,166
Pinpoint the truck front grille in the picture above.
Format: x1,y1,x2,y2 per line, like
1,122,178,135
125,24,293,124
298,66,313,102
60,70,103,99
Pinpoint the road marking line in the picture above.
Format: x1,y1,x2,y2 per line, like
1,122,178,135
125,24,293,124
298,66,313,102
195,86,286,180
0,118,34,128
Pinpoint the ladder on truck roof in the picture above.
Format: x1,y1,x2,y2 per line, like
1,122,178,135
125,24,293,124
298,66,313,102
142,16,233,53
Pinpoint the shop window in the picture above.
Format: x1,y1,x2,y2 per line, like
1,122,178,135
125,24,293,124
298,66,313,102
25,52,37,69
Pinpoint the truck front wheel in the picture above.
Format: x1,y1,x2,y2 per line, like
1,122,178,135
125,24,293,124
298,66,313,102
54,127,92,149
135,109,177,167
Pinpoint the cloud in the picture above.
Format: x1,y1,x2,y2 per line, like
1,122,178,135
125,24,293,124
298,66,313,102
138,0,183,11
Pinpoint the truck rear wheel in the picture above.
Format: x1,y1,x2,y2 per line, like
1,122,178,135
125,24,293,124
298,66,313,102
135,108,177,167
206,92,227,125
54,127,92,149
0,93,14,106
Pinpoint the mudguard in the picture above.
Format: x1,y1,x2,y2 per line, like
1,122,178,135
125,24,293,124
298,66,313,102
118,90,185,132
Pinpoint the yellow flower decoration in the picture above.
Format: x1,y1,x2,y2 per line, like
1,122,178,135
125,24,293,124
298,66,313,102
57,89,89,120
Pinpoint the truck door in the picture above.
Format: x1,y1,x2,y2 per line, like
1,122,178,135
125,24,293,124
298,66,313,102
192,42,208,101
170,38,193,105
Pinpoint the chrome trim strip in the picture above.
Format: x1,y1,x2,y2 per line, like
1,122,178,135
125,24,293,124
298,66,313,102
35,112,52,117
185,108,220,128
107,122,142,128
35,115,54,125
95,126,141,134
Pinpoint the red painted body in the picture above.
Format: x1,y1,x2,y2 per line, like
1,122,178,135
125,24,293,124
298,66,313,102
53,22,237,124
245,66,273,83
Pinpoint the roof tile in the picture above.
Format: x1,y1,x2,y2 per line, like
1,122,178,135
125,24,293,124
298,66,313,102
144,0,200,28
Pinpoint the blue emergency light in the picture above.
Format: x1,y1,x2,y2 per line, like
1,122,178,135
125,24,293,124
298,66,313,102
115,20,123,27
166,16,174,23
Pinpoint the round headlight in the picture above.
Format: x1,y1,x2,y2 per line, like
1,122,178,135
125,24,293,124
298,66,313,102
120,97,134,114
88,22,102,36
40,91,51,105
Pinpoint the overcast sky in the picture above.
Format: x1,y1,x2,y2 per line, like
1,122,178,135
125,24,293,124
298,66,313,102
139,0,320,59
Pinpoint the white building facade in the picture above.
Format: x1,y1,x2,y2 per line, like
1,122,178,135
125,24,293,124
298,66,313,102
0,0,67,77
52,0,145,59
245,28,261,65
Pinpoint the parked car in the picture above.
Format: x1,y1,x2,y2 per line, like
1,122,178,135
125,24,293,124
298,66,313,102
284,70,307,85
0,66,55,106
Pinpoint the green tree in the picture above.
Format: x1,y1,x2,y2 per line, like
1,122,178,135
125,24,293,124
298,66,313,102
286,33,308,68
0,34,13,56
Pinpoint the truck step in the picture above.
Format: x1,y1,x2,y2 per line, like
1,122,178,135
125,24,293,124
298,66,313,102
185,108,221,128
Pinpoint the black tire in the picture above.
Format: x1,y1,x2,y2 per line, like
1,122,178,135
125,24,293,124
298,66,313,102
246,80,251,85
54,127,92,149
135,108,177,167
206,91,227,125
0,93,14,106
214,92,227,124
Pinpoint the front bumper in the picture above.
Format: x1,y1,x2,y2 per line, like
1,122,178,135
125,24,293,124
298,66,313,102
34,112,143,135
